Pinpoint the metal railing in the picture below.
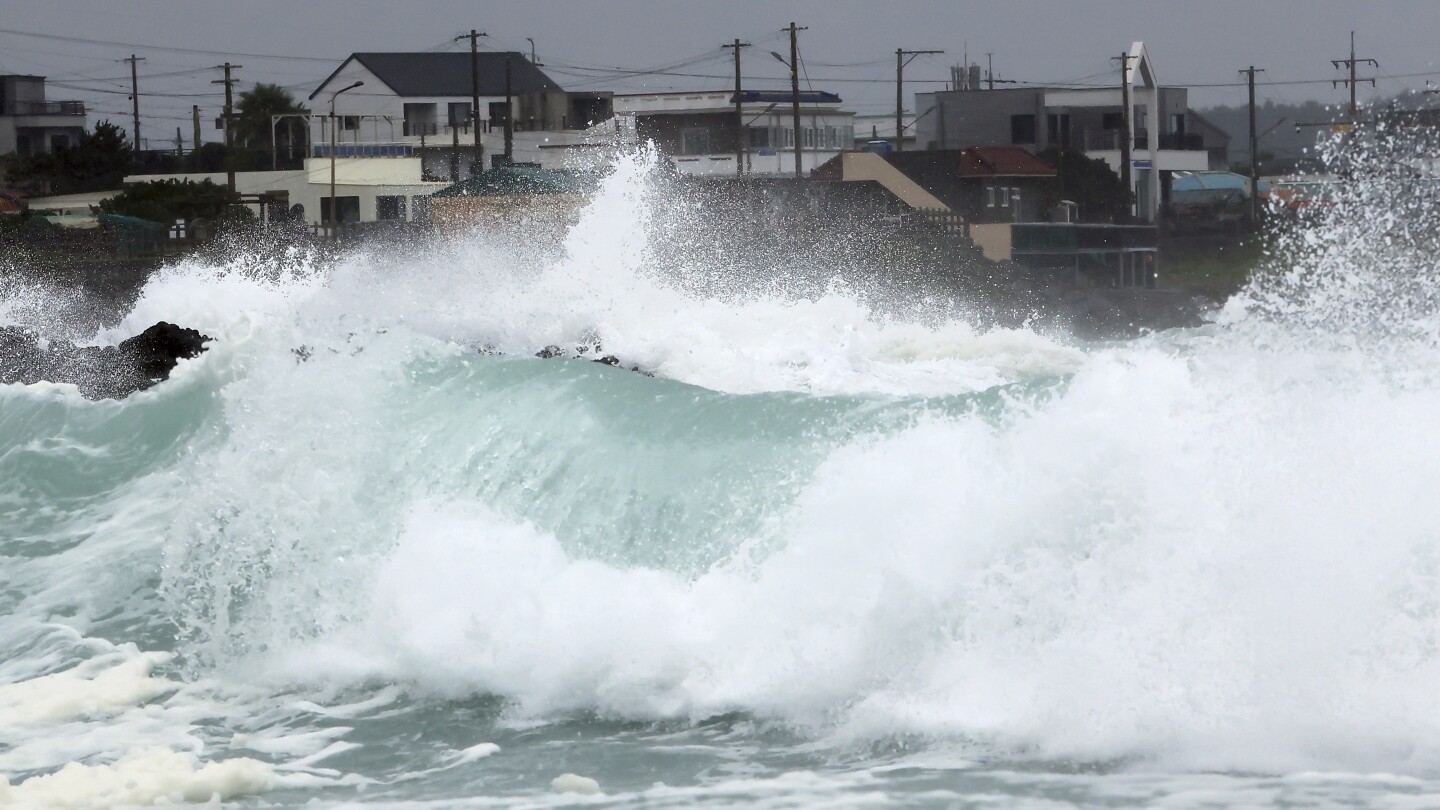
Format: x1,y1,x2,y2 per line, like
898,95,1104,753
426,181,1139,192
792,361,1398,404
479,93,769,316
403,121,439,137
1,100,85,116
1079,128,1206,152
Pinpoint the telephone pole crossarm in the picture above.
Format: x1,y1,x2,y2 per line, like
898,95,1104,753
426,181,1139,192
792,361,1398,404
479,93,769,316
121,54,146,153
1239,65,1265,229
895,48,943,151
1331,31,1379,121
455,30,488,174
1111,51,1136,219
211,63,243,191
722,39,751,175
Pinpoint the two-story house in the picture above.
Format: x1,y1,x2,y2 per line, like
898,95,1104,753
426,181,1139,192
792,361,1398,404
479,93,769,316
912,43,1226,223
308,52,613,177
0,75,86,157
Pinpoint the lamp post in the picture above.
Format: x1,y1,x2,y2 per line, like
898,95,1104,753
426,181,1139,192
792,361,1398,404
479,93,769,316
328,80,363,239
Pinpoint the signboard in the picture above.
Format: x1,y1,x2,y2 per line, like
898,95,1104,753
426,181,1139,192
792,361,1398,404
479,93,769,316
758,149,777,156
1133,160,1153,169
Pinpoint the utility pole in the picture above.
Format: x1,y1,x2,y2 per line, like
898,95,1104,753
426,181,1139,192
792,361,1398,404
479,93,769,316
788,22,806,177
986,52,994,90
454,30,487,175
1113,51,1135,220
211,62,242,191
896,47,943,152
1331,31,1378,123
503,53,514,164
723,39,751,175
121,55,145,152
1239,65,1265,229
191,105,201,154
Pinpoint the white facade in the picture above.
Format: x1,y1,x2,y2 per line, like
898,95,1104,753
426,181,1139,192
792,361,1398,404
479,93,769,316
608,91,856,177
304,54,609,175
126,158,450,227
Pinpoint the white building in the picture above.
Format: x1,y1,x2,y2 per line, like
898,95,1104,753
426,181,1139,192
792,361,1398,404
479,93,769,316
1,75,86,157
607,90,856,176
306,51,613,177
126,157,449,227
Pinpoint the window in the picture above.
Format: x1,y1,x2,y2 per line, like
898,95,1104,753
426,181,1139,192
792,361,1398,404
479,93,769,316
448,102,472,128
746,127,770,148
320,196,361,225
999,186,1010,207
1046,113,1071,147
1010,114,1037,144
376,195,406,221
782,128,795,148
1102,112,1124,130
488,101,510,126
1169,112,1186,134
342,116,360,131
411,196,432,223
681,127,712,155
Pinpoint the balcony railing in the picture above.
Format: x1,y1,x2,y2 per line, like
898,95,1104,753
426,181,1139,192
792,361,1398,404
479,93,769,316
403,121,439,137
1159,132,1205,150
1,100,86,116
1080,128,1205,152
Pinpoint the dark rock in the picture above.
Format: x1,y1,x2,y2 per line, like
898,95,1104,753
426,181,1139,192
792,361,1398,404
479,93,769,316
0,321,210,399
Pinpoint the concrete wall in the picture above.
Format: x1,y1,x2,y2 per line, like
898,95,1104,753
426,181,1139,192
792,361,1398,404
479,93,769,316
969,223,1013,261
917,88,1046,151
431,193,588,233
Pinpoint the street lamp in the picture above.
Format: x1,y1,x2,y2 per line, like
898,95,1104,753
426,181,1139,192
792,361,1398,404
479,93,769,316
328,80,363,239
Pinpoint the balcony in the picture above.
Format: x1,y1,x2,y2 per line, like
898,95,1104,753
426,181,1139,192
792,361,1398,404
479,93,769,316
1080,128,1205,152
1,100,86,117
1159,132,1205,151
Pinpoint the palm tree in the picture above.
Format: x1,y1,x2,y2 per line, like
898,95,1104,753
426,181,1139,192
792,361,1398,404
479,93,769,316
235,83,307,165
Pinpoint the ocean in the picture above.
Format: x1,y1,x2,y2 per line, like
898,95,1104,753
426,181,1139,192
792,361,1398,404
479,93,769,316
4,147,1440,808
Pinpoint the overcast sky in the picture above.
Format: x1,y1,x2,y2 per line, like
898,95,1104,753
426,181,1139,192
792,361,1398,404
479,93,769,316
3,0,1437,149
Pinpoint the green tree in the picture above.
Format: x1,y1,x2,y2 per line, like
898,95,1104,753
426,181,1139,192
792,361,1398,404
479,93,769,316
235,83,307,162
98,178,239,224
5,121,133,194
1036,147,1132,223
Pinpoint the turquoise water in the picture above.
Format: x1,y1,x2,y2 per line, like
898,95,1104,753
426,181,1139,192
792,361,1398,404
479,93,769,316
5,151,1440,807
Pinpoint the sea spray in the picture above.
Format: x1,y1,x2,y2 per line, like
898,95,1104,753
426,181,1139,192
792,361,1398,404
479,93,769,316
4,137,1440,806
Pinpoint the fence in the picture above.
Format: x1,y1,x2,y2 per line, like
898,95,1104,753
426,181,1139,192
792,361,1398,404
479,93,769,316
903,208,971,241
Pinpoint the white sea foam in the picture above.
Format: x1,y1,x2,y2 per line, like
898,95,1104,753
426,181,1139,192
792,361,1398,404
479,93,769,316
0,649,173,729
0,748,309,808
292,324,1440,775
551,773,601,794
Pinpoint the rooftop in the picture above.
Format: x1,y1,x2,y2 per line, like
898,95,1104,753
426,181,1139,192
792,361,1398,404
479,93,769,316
311,52,562,100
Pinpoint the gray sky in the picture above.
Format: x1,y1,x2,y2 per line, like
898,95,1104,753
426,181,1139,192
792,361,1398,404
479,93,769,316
3,0,1437,148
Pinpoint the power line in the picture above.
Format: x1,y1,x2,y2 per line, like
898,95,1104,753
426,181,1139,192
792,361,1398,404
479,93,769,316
0,26,339,62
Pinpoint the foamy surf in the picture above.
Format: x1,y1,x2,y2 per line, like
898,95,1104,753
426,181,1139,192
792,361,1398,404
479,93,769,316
4,139,1440,806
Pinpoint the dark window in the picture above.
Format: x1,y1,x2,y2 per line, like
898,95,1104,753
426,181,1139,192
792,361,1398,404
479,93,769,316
342,116,360,131
488,101,511,126
1102,112,1124,130
1046,114,1071,147
747,127,770,148
681,127,712,155
448,102,472,127
1169,113,1186,134
411,196,432,223
376,195,406,221
1010,114,1037,144
320,196,361,225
